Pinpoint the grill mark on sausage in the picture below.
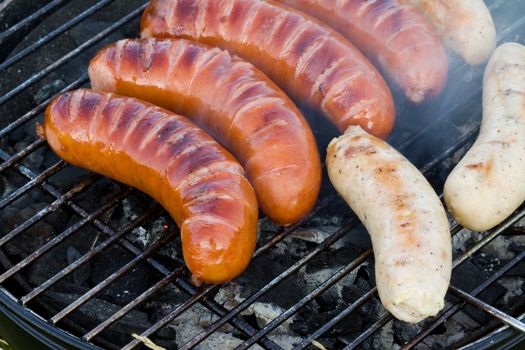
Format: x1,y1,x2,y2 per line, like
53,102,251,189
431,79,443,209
67,89,86,123
175,160,245,193
240,1,262,44
90,37,321,224
121,106,155,147
372,4,400,31
90,92,111,141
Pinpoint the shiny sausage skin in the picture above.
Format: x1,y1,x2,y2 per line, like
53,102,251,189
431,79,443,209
277,0,448,103
89,38,321,225
140,0,395,139
43,89,258,284
327,126,451,323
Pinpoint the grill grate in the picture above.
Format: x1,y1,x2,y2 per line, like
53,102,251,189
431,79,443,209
0,0,524,349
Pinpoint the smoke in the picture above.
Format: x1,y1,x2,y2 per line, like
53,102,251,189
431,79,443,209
382,0,525,190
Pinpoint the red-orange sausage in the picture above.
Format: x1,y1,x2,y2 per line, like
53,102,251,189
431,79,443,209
277,0,448,103
141,0,396,139
43,89,258,284
89,38,321,225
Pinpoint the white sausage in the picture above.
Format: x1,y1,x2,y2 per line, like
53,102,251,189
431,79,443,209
444,42,525,231
403,0,496,64
327,126,451,323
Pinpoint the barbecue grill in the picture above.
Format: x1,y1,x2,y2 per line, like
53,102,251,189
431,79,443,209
0,0,524,349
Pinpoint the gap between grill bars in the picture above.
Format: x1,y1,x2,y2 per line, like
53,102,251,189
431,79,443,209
1,0,524,349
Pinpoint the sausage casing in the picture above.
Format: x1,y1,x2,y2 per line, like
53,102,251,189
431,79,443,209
89,38,321,225
444,43,525,231
277,0,448,103
402,0,496,65
44,89,258,284
140,0,395,139
327,126,451,323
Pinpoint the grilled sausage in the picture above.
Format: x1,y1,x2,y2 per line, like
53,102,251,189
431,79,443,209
276,0,448,103
43,89,258,284
327,126,451,323
89,38,321,225
402,0,496,65
444,43,525,231
141,0,395,139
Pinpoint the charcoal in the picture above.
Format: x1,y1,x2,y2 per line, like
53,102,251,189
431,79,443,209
90,246,157,305
2,205,55,259
451,261,507,324
47,164,91,190
33,79,66,104
508,260,525,276
237,255,307,309
392,320,422,345
27,248,66,287
42,290,154,346
304,246,363,275
67,246,91,285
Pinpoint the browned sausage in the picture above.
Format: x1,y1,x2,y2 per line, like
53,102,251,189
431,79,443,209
89,38,321,225
141,0,396,139
43,89,258,284
277,0,448,103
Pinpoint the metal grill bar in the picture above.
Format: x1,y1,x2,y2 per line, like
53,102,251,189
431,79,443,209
343,207,525,350
293,287,378,350
183,127,482,349
0,174,99,248
20,204,161,305
401,249,525,350
0,0,116,72
236,249,373,350
83,268,180,341
0,144,279,349
0,0,70,44
0,188,131,284
179,221,356,350
0,73,88,139
294,223,460,350
0,2,147,106
0,161,67,211
51,230,179,324
458,312,525,350
126,84,494,349
344,312,391,350
0,139,46,173
121,195,337,350
449,286,525,333
121,281,217,350
286,209,520,349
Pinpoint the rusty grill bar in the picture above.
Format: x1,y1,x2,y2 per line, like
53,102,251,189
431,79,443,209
0,0,524,349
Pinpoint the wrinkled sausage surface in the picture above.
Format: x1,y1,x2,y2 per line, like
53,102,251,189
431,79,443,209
141,0,395,139
278,0,448,103
44,89,258,284
327,126,451,323
89,38,321,225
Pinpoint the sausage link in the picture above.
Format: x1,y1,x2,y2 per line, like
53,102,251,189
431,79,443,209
89,38,321,225
444,43,525,231
402,0,496,65
327,126,451,323
277,0,448,103
44,89,258,284
141,0,395,139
